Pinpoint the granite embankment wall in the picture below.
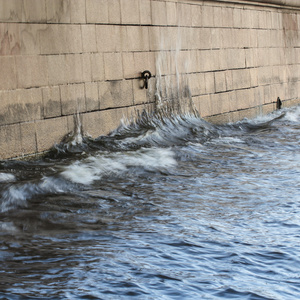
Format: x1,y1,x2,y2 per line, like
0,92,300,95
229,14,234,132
0,0,300,159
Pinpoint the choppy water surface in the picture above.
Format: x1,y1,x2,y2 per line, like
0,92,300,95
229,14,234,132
0,106,300,299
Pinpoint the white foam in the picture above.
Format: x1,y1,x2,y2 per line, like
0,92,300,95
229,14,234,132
284,106,300,122
0,173,16,183
61,148,177,185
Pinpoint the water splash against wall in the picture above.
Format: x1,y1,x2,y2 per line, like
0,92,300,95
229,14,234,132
151,25,198,117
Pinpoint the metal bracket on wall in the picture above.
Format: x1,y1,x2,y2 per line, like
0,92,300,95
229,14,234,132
141,70,152,89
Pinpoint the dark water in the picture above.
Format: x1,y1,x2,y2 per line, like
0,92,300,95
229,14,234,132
0,106,300,299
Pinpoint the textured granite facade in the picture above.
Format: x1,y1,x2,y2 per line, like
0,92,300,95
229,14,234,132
0,0,300,159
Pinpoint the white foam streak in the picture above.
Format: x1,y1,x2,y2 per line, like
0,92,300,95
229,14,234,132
61,148,177,185
284,105,300,122
0,173,16,183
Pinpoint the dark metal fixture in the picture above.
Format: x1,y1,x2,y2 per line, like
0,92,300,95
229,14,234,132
141,70,152,89
276,97,282,109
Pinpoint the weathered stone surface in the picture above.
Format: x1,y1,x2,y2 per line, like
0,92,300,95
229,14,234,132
35,116,69,152
20,121,37,155
0,56,17,90
104,52,123,81
46,0,71,23
82,108,129,138
70,0,86,23
99,80,133,109
120,0,140,24
23,0,47,23
16,55,48,88
42,86,61,118
0,123,22,159
86,0,108,24
60,83,86,115
85,82,100,111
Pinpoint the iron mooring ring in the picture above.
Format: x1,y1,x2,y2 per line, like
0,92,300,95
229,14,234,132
141,70,152,89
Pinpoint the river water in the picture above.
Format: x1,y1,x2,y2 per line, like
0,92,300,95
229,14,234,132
0,105,300,299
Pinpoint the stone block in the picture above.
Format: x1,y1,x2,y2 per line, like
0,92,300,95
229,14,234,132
234,89,250,110
0,0,22,22
0,89,42,126
211,28,221,49
197,94,211,117
257,30,271,48
82,53,92,82
240,9,252,29
226,48,245,70
66,54,85,84
256,47,269,67
90,53,105,81
85,82,100,111
46,0,71,23
233,8,242,29
0,56,17,90
245,48,258,68
220,28,233,49
221,7,233,28
258,10,267,29
249,68,258,87
202,5,214,27
122,52,135,79
204,72,215,94
23,0,47,22
104,52,123,81
250,9,259,29
121,26,149,52
120,0,140,24
71,0,86,23
20,121,37,155
0,23,21,55
48,54,84,85
215,71,227,93
213,6,222,28
40,24,82,54
139,0,151,25
159,26,180,51
227,90,237,112
36,116,69,152
21,88,43,122
42,86,62,118
149,26,161,51
232,69,251,90
16,55,48,89
19,24,46,55
210,92,230,116
96,25,122,52
47,54,68,85
86,0,108,24
0,123,21,160
82,108,129,138
133,78,148,105
0,90,19,125
151,0,167,26
191,4,202,27
198,28,212,50
123,51,155,79
178,3,192,27
0,88,42,124
189,73,205,96
257,66,272,86
108,0,121,24
60,83,86,115
82,25,97,53
99,80,133,109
